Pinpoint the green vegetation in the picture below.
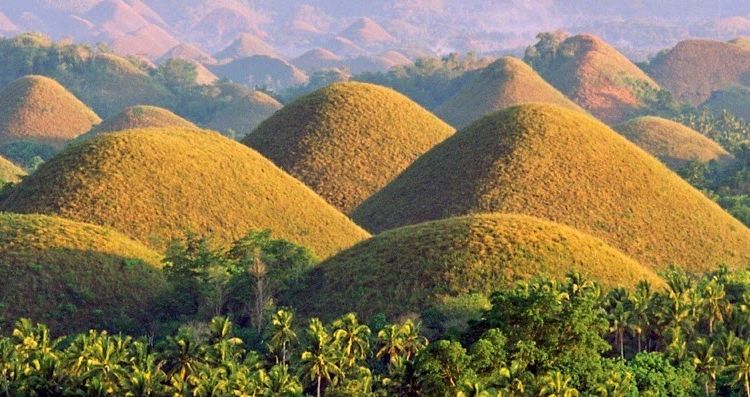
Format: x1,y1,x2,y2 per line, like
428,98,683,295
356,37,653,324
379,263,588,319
525,32,660,123
76,105,198,142
616,116,732,170
0,75,100,149
704,86,750,122
295,213,664,328
0,140,55,171
245,82,454,213
0,127,370,258
0,213,165,334
353,103,750,271
435,56,584,128
0,154,24,183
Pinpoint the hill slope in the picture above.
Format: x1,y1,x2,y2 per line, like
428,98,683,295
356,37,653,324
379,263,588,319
296,213,664,322
616,116,732,169
0,75,101,149
0,128,370,258
353,104,750,272
77,105,197,141
214,33,278,61
0,155,24,183
435,56,584,128
526,33,658,124
244,82,455,213
209,55,308,90
645,39,750,105
205,91,282,139
0,212,165,334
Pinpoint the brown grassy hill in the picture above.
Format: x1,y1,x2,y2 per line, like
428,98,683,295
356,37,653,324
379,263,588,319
0,155,24,183
645,39,750,105
214,33,278,62
527,33,658,124
76,105,197,142
158,43,216,65
86,0,148,36
209,55,308,90
109,23,179,59
339,17,396,47
0,75,101,149
0,212,166,334
353,104,750,272
295,213,664,322
616,116,732,169
244,82,455,213
728,37,750,51
435,56,585,129
0,128,369,258
206,91,282,139
291,48,342,72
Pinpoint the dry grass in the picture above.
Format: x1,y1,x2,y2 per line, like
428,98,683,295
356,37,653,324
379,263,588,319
0,212,165,334
0,128,370,259
533,34,658,124
616,116,733,169
646,39,750,105
295,213,664,322
76,105,198,142
205,91,282,139
0,75,101,149
353,103,750,272
435,56,585,128
0,155,24,183
244,82,455,213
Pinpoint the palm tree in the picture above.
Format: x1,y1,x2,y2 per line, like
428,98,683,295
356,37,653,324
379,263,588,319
332,313,371,368
691,338,723,396
376,324,406,368
498,360,527,397
629,281,652,352
701,279,728,336
300,319,342,397
399,320,428,362
260,364,303,396
270,310,298,365
726,341,750,397
607,289,632,359
538,371,579,397
594,371,633,397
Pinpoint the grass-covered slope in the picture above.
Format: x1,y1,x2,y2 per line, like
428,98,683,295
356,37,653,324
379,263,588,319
244,82,455,213
435,56,584,128
0,155,24,183
527,34,658,124
704,86,750,121
616,116,732,169
296,213,664,321
0,75,101,149
0,128,370,258
353,104,750,272
77,105,198,141
645,39,750,105
205,91,282,139
0,213,165,334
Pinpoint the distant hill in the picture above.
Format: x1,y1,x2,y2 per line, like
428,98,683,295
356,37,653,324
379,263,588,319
339,17,396,48
526,33,659,124
205,91,282,139
291,48,342,71
616,116,732,169
0,212,166,334
645,39,750,105
244,82,454,213
0,128,370,258
209,55,308,90
85,0,148,37
353,103,750,272
294,213,664,322
0,154,24,182
213,33,278,61
157,43,216,64
436,56,585,128
703,85,750,121
76,105,197,142
109,23,179,59
0,75,101,149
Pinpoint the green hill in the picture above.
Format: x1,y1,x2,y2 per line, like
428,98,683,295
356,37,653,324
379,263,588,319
0,128,370,259
435,56,584,128
205,91,282,139
704,85,750,121
353,104,750,272
616,116,732,169
0,212,165,334
0,155,24,183
295,213,664,322
76,105,198,142
244,82,454,213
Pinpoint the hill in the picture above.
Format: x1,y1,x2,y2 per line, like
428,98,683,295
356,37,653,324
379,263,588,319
645,39,750,105
109,23,179,59
526,33,659,124
0,155,24,183
0,212,165,334
76,105,198,141
205,91,282,139
353,104,750,272
728,37,750,50
244,82,455,213
616,116,732,169
435,56,585,128
213,33,278,61
339,17,396,48
0,128,370,258
157,43,216,64
209,55,308,90
291,48,342,71
0,75,101,149
704,85,750,121
294,213,664,322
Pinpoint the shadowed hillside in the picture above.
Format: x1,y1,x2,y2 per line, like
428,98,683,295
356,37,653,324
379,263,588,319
76,105,197,142
205,91,282,139
0,155,24,183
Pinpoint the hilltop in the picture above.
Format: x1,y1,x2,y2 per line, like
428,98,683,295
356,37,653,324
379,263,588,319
435,56,585,128
294,213,664,322
0,128,369,258
0,155,24,183
616,116,732,169
205,91,282,139
214,33,279,62
353,104,750,272
0,75,101,149
291,48,343,71
209,55,308,90
525,33,659,124
645,39,750,105
76,105,198,142
109,23,179,59
157,43,216,65
339,17,396,48
244,82,454,213
0,212,165,334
